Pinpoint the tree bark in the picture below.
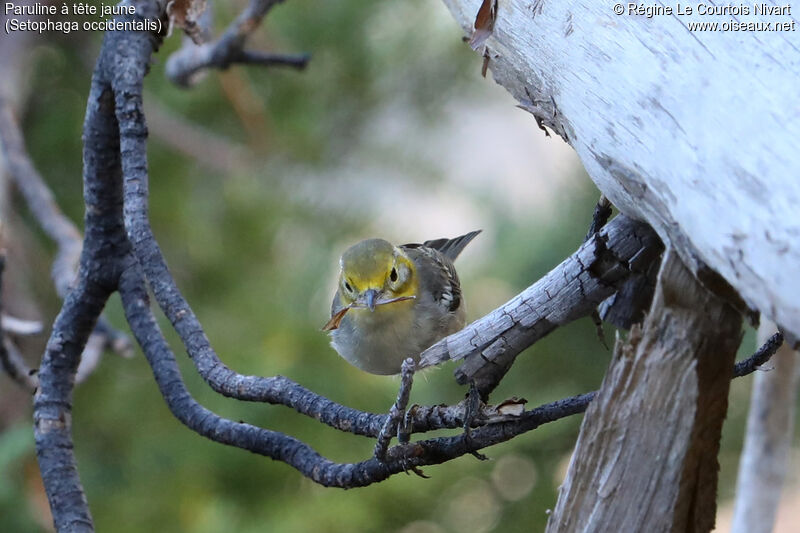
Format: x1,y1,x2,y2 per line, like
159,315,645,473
546,251,742,532
420,214,663,394
441,0,800,343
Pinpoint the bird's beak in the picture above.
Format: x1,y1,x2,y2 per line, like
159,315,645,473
363,289,379,312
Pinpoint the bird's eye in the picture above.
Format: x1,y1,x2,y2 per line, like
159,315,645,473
344,281,353,292
390,267,398,282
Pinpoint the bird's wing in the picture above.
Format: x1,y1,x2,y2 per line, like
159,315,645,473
404,245,463,313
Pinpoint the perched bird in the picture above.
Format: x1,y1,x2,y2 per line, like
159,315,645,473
324,231,480,375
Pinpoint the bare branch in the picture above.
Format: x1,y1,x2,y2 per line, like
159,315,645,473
233,49,311,68
33,277,112,532
733,331,784,377
420,214,664,395
0,337,38,392
33,32,138,526
166,0,309,87
1,313,43,335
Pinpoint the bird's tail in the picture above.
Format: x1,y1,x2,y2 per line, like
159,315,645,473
422,230,482,260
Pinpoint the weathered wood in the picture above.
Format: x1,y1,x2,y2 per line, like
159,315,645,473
731,322,799,533
546,251,742,533
419,214,663,394
441,0,800,343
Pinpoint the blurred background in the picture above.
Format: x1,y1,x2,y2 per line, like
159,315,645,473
0,0,796,531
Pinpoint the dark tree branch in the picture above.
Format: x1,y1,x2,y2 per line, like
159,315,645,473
32,26,137,526
33,277,109,532
165,0,309,87
233,50,311,68
734,332,784,377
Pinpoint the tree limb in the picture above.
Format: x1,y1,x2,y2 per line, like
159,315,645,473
420,213,664,395
32,27,137,527
733,331,784,378
165,0,310,87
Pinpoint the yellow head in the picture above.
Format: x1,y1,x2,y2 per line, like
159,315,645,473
338,239,417,310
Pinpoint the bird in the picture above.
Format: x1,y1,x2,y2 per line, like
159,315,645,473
323,230,481,375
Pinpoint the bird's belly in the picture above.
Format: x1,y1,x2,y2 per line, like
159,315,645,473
331,306,443,375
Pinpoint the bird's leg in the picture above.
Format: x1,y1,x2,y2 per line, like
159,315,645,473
463,380,489,461
374,358,416,461
396,403,424,475
398,403,418,444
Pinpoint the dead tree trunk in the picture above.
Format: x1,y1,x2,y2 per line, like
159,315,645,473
546,251,742,532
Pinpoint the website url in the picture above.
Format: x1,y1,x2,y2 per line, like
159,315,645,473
687,19,797,31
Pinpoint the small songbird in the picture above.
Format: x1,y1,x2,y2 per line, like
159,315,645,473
324,231,481,375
